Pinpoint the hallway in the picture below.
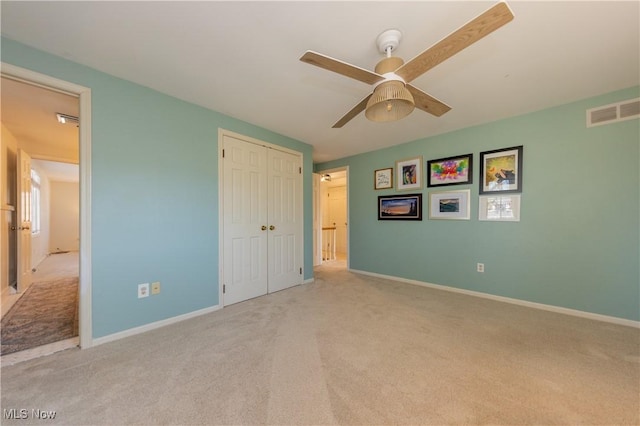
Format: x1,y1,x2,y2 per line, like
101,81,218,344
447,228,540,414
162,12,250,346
32,251,79,282
1,251,79,364
1,251,78,317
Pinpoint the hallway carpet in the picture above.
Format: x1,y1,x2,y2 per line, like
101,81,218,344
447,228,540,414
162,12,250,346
1,277,79,355
0,266,638,425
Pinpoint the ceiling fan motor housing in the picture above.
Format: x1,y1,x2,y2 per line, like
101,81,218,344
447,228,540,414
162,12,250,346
375,57,404,75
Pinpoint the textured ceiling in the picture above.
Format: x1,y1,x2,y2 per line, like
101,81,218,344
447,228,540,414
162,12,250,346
1,1,638,162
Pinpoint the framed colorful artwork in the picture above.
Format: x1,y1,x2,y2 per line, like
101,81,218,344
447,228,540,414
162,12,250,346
479,146,523,194
428,189,470,220
374,168,393,190
395,156,423,191
378,193,422,221
426,154,473,187
478,195,521,222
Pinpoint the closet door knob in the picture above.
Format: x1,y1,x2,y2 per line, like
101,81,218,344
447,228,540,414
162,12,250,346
269,225,275,231
261,225,267,231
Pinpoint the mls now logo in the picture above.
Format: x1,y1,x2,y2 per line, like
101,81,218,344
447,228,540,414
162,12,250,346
4,408,57,420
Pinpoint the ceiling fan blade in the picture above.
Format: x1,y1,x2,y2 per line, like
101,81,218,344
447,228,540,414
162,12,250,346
301,51,385,85
396,2,514,83
407,85,451,117
332,94,372,128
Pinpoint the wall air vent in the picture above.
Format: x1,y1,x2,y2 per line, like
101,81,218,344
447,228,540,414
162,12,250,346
587,98,640,127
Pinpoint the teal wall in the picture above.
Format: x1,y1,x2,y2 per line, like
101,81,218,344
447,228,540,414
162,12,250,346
1,38,314,338
317,87,640,321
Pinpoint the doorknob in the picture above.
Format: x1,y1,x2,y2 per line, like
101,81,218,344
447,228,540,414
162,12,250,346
261,225,267,231
11,226,17,231
269,225,275,231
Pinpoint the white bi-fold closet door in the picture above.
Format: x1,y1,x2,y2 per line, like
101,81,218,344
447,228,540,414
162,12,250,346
221,132,303,306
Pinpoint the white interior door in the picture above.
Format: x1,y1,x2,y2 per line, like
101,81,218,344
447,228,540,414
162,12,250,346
267,148,302,293
16,149,32,292
222,136,268,306
221,133,303,305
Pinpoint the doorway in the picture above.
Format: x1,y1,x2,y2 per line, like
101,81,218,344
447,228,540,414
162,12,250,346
316,167,348,268
1,63,92,357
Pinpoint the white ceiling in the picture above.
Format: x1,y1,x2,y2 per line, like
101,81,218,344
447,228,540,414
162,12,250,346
32,159,79,184
1,76,80,182
1,1,638,162
1,77,79,157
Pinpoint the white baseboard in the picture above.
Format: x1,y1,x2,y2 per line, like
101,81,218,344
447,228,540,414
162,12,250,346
90,304,221,348
303,278,315,285
32,254,48,271
350,269,640,329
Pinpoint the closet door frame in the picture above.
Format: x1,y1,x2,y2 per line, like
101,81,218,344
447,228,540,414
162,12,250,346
218,128,304,306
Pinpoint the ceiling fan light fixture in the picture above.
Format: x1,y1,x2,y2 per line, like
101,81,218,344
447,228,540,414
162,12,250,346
365,80,415,123
300,2,514,128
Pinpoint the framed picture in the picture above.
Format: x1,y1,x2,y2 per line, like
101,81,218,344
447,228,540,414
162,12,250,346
479,195,521,222
395,156,422,191
479,146,523,194
374,168,393,190
426,153,473,187
378,193,422,221
428,189,470,220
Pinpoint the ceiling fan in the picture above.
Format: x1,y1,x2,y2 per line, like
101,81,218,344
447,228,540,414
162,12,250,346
300,2,514,128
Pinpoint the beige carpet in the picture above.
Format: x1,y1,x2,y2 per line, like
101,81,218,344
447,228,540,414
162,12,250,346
32,251,79,282
0,266,638,425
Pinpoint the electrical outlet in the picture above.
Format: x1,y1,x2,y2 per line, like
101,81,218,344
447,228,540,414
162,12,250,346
477,263,485,273
151,281,161,295
138,283,150,298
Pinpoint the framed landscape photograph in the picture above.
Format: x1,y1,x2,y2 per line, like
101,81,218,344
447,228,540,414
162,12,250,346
374,168,393,190
479,146,523,194
479,195,521,222
395,156,422,191
378,193,422,221
428,189,470,220
426,153,473,187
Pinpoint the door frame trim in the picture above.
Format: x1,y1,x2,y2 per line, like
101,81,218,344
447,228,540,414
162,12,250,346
1,63,93,348
315,166,349,269
217,128,303,307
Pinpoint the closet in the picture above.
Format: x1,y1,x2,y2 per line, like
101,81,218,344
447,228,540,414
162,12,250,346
221,132,303,306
